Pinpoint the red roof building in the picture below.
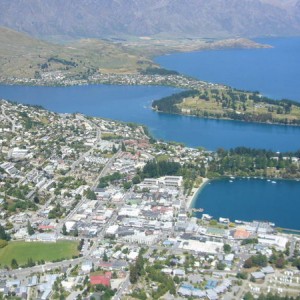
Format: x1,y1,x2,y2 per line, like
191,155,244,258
90,272,112,287
234,228,251,239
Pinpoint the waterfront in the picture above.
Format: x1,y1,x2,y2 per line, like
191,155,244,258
192,178,300,230
1,84,300,151
1,37,300,229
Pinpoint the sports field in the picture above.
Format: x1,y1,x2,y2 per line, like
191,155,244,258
0,240,79,267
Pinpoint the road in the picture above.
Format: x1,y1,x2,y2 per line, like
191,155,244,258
112,275,130,300
1,105,16,132
0,257,84,278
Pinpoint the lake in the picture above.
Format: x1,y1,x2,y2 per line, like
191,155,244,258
155,37,300,102
192,178,300,230
1,84,300,151
1,37,300,228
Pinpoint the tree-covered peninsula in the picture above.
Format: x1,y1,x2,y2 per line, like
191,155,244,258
152,88,300,126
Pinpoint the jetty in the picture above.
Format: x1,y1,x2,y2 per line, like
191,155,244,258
191,208,204,213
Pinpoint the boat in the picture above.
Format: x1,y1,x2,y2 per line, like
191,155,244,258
191,208,204,213
271,181,277,184
235,220,243,224
230,176,235,179
267,179,271,182
202,214,213,220
229,180,233,183
219,217,230,223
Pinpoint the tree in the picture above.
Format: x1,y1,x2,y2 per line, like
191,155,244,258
33,195,40,204
11,258,18,269
112,144,117,154
123,181,132,190
0,240,8,249
216,262,226,270
209,219,218,226
26,258,35,267
103,251,108,262
75,194,82,201
121,142,126,152
85,189,97,200
129,264,138,284
132,175,141,184
223,244,231,253
73,227,79,237
244,254,267,268
135,250,144,276
275,257,286,269
0,224,10,241
252,254,268,267
243,257,253,269
244,292,254,300
62,224,67,235
236,272,248,280
27,220,35,236
292,258,300,270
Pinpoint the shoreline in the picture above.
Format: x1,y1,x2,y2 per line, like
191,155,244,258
153,108,300,128
186,177,209,209
186,176,300,211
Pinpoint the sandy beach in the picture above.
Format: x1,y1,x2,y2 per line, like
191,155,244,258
186,177,209,209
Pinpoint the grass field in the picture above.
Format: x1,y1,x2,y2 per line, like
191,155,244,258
0,240,79,267
178,88,300,123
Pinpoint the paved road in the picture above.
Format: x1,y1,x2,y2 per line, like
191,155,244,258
0,257,84,278
112,275,130,300
1,106,16,132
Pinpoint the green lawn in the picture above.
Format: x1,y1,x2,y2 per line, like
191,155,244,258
0,240,79,267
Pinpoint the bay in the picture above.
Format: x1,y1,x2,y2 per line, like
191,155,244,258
155,37,300,102
193,178,300,230
1,84,300,151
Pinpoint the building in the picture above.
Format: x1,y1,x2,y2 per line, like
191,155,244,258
90,272,112,287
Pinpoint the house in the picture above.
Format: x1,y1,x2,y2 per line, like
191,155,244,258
251,271,265,280
261,266,275,274
81,261,93,273
173,269,185,277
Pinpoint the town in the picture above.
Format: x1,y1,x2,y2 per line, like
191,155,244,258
0,99,300,300
0,71,221,91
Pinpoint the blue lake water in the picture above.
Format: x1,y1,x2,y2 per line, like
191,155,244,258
1,84,300,151
155,37,300,102
1,37,300,228
193,178,300,230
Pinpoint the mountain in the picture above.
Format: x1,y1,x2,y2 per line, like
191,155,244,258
0,0,300,39
0,27,153,79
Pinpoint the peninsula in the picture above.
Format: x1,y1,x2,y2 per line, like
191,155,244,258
152,89,300,126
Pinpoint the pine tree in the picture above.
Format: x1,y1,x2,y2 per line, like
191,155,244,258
62,223,67,235
112,144,117,154
129,264,138,284
103,251,108,262
27,220,35,236
11,258,18,269
0,224,10,241
73,227,79,237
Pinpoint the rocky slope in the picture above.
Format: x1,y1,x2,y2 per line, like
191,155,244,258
0,0,300,39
